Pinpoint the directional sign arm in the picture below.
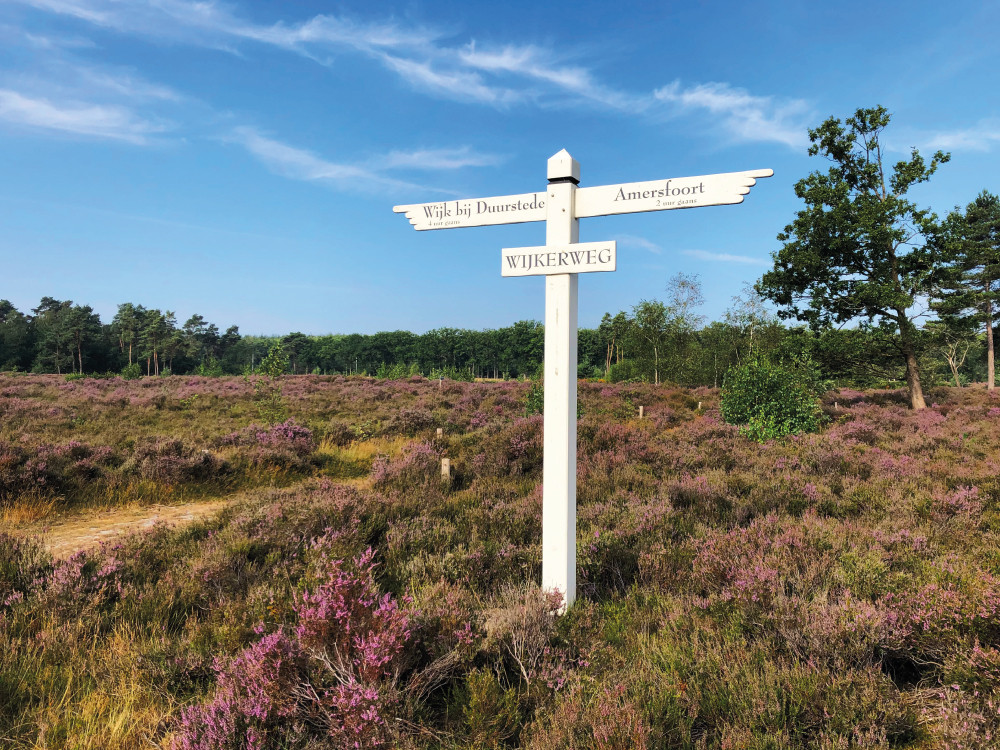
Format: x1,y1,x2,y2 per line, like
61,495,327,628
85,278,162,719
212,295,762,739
574,168,773,219
393,192,547,231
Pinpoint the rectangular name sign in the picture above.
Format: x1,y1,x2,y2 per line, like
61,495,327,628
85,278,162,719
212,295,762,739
394,191,547,231
501,241,616,277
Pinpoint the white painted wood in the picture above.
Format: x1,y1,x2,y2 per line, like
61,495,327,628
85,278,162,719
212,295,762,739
542,149,579,611
392,192,546,231
501,241,616,277
391,151,774,612
574,168,773,219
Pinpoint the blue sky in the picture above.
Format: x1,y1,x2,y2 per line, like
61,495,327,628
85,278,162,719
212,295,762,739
1,0,998,334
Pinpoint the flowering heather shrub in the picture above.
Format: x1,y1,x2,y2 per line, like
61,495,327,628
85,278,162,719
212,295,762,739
689,514,833,612
470,415,543,477
8,378,1000,748
219,420,316,468
526,683,650,750
386,407,436,436
174,549,412,750
41,546,127,620
0,439,117,500
0,533,50,611
881,574,1000,662
370,440,440,489
927,485,982,522
121,438,227,483
173,631,306,750
295,548,412,683
921,683,998,750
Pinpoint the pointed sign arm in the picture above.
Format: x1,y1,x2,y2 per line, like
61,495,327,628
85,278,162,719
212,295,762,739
392,192,547,231
573,168,773,219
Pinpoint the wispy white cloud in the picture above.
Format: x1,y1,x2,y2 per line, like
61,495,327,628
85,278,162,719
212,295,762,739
230,127,461,194
75,68,183,102
915,120,1000,152
654,80,810,148
683,249,768,266
0,88,163,142
378,146,504,171
457,42,643,110
376,52,521,106
10,0,810,148
615,234,662,254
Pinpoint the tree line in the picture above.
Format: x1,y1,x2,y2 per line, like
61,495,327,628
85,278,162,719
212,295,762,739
0,281,994,392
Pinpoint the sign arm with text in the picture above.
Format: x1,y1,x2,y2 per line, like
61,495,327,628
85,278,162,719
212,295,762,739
393,192,547,231
574,168,773,218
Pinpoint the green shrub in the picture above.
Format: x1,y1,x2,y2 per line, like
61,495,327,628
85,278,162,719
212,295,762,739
252,343,289,424
525,382,544,415
121,362,142,380
196,356,224,377
721,357,823,441
375,361,409,379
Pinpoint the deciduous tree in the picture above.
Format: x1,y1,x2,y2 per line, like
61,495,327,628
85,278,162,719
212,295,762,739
758,106,949,409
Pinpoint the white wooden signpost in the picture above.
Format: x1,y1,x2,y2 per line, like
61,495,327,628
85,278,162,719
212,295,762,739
394,150,771,608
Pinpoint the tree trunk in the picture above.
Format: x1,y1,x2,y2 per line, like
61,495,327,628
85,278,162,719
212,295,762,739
77,336,83,374
986,297,995,391
899,315,926,409
654,345,659,386
948,356,962,388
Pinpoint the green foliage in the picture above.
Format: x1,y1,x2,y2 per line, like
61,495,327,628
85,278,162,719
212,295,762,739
461,669,522,748
121,362,142,380
523,382,583,417
252,342,289,424
525,382,544,415
758,105,950,410
376,361,410,379
196,356,224,377
721,357,824,441
428,366,474,382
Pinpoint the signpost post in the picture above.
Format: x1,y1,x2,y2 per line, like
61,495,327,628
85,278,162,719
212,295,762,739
394,151,771,608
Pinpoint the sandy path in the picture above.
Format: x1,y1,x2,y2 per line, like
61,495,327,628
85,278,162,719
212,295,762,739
20,499,231,558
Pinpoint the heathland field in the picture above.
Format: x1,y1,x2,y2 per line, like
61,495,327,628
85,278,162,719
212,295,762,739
2,373,1000,748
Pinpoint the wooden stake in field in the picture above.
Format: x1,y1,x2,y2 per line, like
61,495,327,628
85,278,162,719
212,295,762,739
394,152,771,609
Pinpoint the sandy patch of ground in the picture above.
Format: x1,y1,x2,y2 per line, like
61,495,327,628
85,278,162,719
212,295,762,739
16,499,231,558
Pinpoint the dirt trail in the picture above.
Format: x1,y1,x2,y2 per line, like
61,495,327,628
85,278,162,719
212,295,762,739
9,436,399,558
20,499,231,558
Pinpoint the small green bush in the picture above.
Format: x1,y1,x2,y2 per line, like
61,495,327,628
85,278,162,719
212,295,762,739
121,362,142,380
196,356,224,377
525,382,544,415
523,382,582,417
721,357,823,441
